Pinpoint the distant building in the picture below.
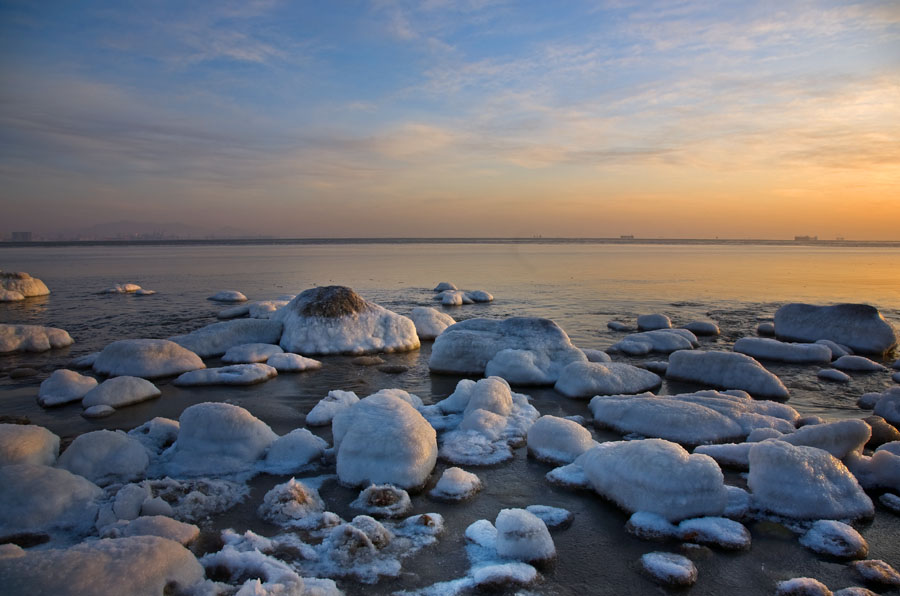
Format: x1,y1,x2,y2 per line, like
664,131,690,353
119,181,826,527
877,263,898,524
620,235,634,239
11,231,32,242
794,235,818,241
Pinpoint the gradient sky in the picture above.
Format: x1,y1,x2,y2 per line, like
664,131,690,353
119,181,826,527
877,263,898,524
1,0,898,239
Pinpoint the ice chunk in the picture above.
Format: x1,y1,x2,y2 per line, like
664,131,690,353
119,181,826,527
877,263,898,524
677,517,751,550
82,376,161,409
170,318,283,357
833,355,888,372
0,424,59,466
494,508,555,563
429,467,482,501
0,464,101,536
799,520,868,559
57,430,149,485
350,484,412,518
527,415,595,464
257,478,325,527
267,353,322,372
275,286,419,355
582,439,727,521
609,328,698,355
734,337,832,364
92,339,204,378
1,271,50,296
637,313,672,331
173,363,277,386
640,552,697,587
306,390,359,426
38,369,98,407
666,350,789,399
775,303,898,355
221,342,283,363
259,428,327,475
554,361,661,398
0,324,73,353
410,306,456,340
208,290,247,302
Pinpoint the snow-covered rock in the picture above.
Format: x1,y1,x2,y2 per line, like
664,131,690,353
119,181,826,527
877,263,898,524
775,577,832,596
666,350,789,399
173,363,277,386
527,415,595,464
217,304,250,319
581,439,727,521
0,424,59,466
640,552,697,587
683,320,721,336
818,369,851,383
609,328,698,355
92,339,204,378
429,467,482,501
306,390,360,426
170,318,283,357
780,419,870,459
554,361,661,398
581,348,612,362
526,505,573,529
850,559,900,587
0,288,24,301
832,355,888,372
734,337,832,364
117,516,200,546
102,283,144,294
82,376,161,409
637,313,671,331
817,339,853,359
221,342,283,363
409,306,455,340
332,392,437,488
608,320,632,332
0,464,101,537
677,516,751,550
57,430,149,485
350,484,412,518
433,282,457,292
775,303,898,355
208,290,248,302
0,324,73,353
260,428,327,475
748,440,874,520
757,322,776,336
257,478,325,527
274,286,419,355
38,369,98,407
800,520,868,559
249,300,290,319
873,391,900,426
430,317,586,385
468,290,493,302
82,405,116,418
266,353,322,372
626,511,678,540
495,508,555,564
0,271,50,297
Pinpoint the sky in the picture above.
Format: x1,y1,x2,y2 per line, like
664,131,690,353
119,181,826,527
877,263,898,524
1,0,898,240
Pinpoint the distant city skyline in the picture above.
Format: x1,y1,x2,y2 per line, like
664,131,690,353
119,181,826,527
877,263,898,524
2,1,898,240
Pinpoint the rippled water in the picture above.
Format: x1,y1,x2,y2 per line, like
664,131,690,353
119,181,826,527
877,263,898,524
1,242,898,595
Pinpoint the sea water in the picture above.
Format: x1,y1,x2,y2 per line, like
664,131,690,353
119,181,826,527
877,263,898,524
1,241,898,594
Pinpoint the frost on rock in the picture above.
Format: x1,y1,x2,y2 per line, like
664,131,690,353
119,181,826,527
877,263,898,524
429,467,482,501
208,290,248,302
429,317,586,385
494,508,555,564
170,318,283,357
351,484,413,518
851,559,900,587
774,303,898,356
609,328,698,356
306,390,359,426
582,439,728,521
82,376,161,409
666,350,790,399
0,464,101,539
92,339,205,378
748,441,874,521
527,415,595,464
163,402,278,477
410,306,456,340
0,536,204,595
275,286,420,355
259,428,327,475
332,392,437,488
267,353,322,372
733,337,832,364
775,577,833,596
57,430,149,486
799,520,868,559
677,517,751,550
257,478,326,528
0,271,50,297
0,324,73,353
832,355,887,372
222,342,284,363
38,369,98,407
554,361,661,398
173,363,277,386
0,423,59,466
637,313,672,331
640,552,698,587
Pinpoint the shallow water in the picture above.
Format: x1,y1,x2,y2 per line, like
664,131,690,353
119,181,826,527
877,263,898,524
1,242,899,594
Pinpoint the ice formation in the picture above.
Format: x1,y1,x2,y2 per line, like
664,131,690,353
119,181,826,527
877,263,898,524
38,369,98,407
607,320,633,332
0,271,50,297
640,552,697,587
259,428,327,475
774,303,898,355
208,290,248,302
554,361,661,398
274,286,419,355
526,415,595,464
799,520,868,559
666,350,790,399
170,318,283,357
267,352,322,372
832,355,887,372
173,363,278,386
733,337,832,363
350,484,413,518
249,299,291,318
257,478,326,527
0,464,101,537
92,339,204,378
221,342,284,363
429,467,483,501
82,376,161,409
306,389,360,426
429,317,586,384
57,430,149,485
436,289,473,305
409,306,456,340
0,324,74,353
608,328,698,355
494,508,556,563
0,423,59,466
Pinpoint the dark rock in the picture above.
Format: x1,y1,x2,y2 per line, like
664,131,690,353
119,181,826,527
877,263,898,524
294,286,369,318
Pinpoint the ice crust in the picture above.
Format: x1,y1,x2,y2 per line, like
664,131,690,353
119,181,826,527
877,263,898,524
92,338,205,378
38,369,98,407
0,324,74,353
774,303,898,355
553,361,661,398
666,350,790,399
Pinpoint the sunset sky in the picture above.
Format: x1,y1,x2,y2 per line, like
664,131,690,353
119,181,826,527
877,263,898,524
1,0,898,239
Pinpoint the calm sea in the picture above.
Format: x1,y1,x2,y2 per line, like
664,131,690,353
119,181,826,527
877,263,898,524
1,241,898,595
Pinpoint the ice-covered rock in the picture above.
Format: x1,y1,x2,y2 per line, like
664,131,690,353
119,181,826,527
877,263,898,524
0,464,101,537
208,290,247,302
850,559,900,586
694,443,754,468
757,322,776,336
0,288,24,301
127,417,179,455
832,355,888,372
217,303,250,319
0,536,204,594
800,520,868,559
332,392,437,488
873,391,900,426
734,337,832,364
306,390,360,426
351,484,412,518
173,363,277,386
117,516,200,546
57,430,149,485
781,419,870,459
163,402,278,476
409,306,456,340
637,313,672,331
626,511,678,540
434,282,457,292
581,348,612,362
467,290,493,302
775,303,898,355
858,392,884,410
264,352,322,372
82,376,161,409
818,369,851,383
608,320,632,332
554,361,661,398
677,516,751,550
683,320,721,336
776,577,832,595
430,317,586,384
436,290,472,306
221,342,283,363
640,552,697,587
846,446,900,492
472,562,538,589
666,350,790,399
170,318,283,357
0,271,50,297
609,328,698,355
429,467,482,501
817,339,852,359
525,505,573,529
92,339,204,378
257,478,325,526
112,483,151,521
582,439,727,521
495,508,555,564
38,369,98,407
82,405,115,418
527,415,595,464
748,440,874,520
864,416,900,448
259,428,327,475
249,299,290,319
0,324,73,353
0,424,59,467
102,283,148,294
274,286,419,355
